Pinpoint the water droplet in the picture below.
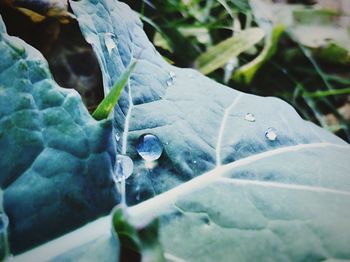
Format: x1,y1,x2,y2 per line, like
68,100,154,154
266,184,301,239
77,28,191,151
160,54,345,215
0,213,9,233
104,33,116,56
114,155,134,182
244,113,255,122
166,71,176,86
265,128,277,141
136,134,163,161
193,160,197,164
115,133,120,142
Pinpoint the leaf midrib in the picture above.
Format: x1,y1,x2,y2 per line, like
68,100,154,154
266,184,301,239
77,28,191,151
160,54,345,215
129,142,350,219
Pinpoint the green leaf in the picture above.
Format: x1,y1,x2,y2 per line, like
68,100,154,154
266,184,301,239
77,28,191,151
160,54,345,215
233,24,285,84
6,0,350,260
195,28,265,75
303,87,350,98
92,61,136,121
72,1,350,260
0,15,118,254
14,216,119,262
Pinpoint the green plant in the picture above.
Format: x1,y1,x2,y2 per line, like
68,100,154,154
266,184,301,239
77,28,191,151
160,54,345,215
0,0,350,261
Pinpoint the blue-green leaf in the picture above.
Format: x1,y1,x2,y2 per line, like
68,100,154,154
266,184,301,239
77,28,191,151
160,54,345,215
8,0,350,261
70,0,350,261
0,16,118,254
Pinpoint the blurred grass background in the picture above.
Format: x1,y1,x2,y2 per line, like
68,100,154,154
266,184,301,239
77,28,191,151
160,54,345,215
0,0,349,141
125,0,350,142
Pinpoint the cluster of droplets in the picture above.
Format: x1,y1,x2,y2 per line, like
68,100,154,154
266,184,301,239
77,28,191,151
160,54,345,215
113,133,163,183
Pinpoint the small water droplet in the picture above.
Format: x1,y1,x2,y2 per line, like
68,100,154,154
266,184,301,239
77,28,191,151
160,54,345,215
136,134,163,161
104,33,116,56
115,133,120,142
166,71,176,86
265,128,277,141
244,113,255,122
193,160,197,164
114,155,134,182
166,80,172,86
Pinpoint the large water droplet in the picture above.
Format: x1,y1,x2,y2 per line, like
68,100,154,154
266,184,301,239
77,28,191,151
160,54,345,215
265,127,277,141
244,113,255,122
136,134,163,161
114,155,134,182
166,71,176,86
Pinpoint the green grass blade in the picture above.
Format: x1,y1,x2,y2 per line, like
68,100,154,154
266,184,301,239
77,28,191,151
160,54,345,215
92,61,137,120
195,27,265,75
233,24,285,84
303,87,350,98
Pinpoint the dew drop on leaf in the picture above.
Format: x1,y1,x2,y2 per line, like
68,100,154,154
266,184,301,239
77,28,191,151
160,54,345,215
104,33,117,56
166,71,176,86
136,134,163,161
114,155,134,182
244,113,256,122
265,127,278,141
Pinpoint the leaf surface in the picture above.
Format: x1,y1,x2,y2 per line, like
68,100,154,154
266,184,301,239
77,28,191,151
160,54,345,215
8,0,350,260
0,16,118,253
69,0,350,261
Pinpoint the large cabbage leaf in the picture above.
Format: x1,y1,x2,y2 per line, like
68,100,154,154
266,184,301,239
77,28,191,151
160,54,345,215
0,16,119,254
8,0,350,260
51,0,350,261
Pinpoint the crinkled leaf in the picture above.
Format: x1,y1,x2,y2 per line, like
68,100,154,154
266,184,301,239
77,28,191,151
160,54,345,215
69,0,350,260
0,16,118,254
14,216,119,262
